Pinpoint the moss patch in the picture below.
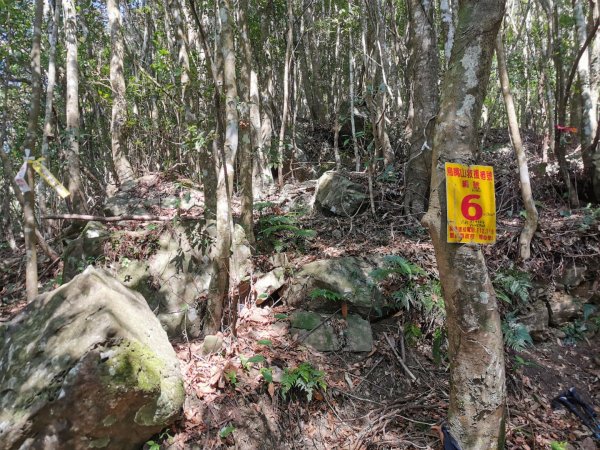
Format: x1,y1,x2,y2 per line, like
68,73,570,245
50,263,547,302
103,340,164,392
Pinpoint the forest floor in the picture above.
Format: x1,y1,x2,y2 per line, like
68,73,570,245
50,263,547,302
1,130,600,449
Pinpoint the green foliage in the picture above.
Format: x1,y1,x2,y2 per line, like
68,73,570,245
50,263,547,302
493,269,532,305
502,314,533,351
309,288,343,302
513,355,539,370
260,367,273,383
404,323,423,346
432,327,446,366
219,425,235,439
550,441,569,450
257,339,273,347
370,256,444,315
580,204,600,231
370,255,425,281
274,313,289,320
145,441,160,450
240,354,266,371
225,370,238,387
281,362,327,402
256,204,315,253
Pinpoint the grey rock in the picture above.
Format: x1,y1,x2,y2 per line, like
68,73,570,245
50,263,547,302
284,257,388,318
254,268,286,304
344,314,373,352
548,291,585,326
202,335,224,355
518,301,550,342
556,264,588,289
0,267,185,450
289,310,373,353
314,171,367,217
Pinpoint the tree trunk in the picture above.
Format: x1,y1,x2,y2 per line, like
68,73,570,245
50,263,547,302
63,0,85,212
204,0,238,335
39,0,61,221
108,0,135,184
22,0,45,301
421,1,506,447
404,0,439,217
496,30,539,260
238,0,256,246
276,0,294,187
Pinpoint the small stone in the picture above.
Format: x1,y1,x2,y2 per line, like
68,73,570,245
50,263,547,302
202,335,224,355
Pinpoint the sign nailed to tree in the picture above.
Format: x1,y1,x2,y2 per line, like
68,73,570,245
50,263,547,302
445,162,496,244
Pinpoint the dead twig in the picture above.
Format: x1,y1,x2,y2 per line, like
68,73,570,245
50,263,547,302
384,332,417,382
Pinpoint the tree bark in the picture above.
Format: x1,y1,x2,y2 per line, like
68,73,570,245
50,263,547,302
39,0,61,219
421,1,506,447
22,0,45,301
496,30,539,260
276,0,294,187
108,0,135,184
63,0,86,212
404,0,439,217
237,0,256,246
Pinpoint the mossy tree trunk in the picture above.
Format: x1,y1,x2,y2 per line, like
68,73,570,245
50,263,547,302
422,1,507,447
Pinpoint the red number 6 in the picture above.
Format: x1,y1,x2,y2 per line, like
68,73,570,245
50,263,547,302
461,194,483,220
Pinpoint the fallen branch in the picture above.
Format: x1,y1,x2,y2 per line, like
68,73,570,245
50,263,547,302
384,332,417,382
42,214,202,222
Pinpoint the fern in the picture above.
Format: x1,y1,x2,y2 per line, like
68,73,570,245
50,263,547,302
309,288,343,302
281,362,327,402
493,269,532,305
502,314,533,351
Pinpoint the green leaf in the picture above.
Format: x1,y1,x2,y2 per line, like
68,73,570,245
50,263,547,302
257,339,272,347
219,426,235,438
274,313,288,320
247,354,266,364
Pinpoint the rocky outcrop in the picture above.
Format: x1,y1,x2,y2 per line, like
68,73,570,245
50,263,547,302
63,177,252,339
0,267,185,450
314,171,367,217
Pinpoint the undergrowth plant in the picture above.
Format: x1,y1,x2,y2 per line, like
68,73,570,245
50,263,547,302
494,268,534,352
370,255,444,317
502,313,533,351
255,202,316,253
281,362,326,402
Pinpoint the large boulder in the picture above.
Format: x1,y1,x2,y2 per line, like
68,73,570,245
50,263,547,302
284,257,388,318
314,171,367,217
0,267,185,450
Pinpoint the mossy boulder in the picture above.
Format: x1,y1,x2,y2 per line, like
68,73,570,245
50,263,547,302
284,257,388,318
0,267,185,450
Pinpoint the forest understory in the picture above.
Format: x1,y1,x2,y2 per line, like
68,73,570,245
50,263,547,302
1,129,600,449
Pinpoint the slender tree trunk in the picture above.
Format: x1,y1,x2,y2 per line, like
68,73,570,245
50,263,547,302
39,0,61,221
404,0,439,217
22,0,45,301
238,0,256,246
277,0,294,187
108,0,135,184
332,16,342,171
496,30,539,260
348,17,360,172
63,0,85,212
574,0,597,175
421,1,506,447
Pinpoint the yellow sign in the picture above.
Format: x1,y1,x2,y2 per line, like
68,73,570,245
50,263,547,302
445,162,496,244
29,159,70,198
